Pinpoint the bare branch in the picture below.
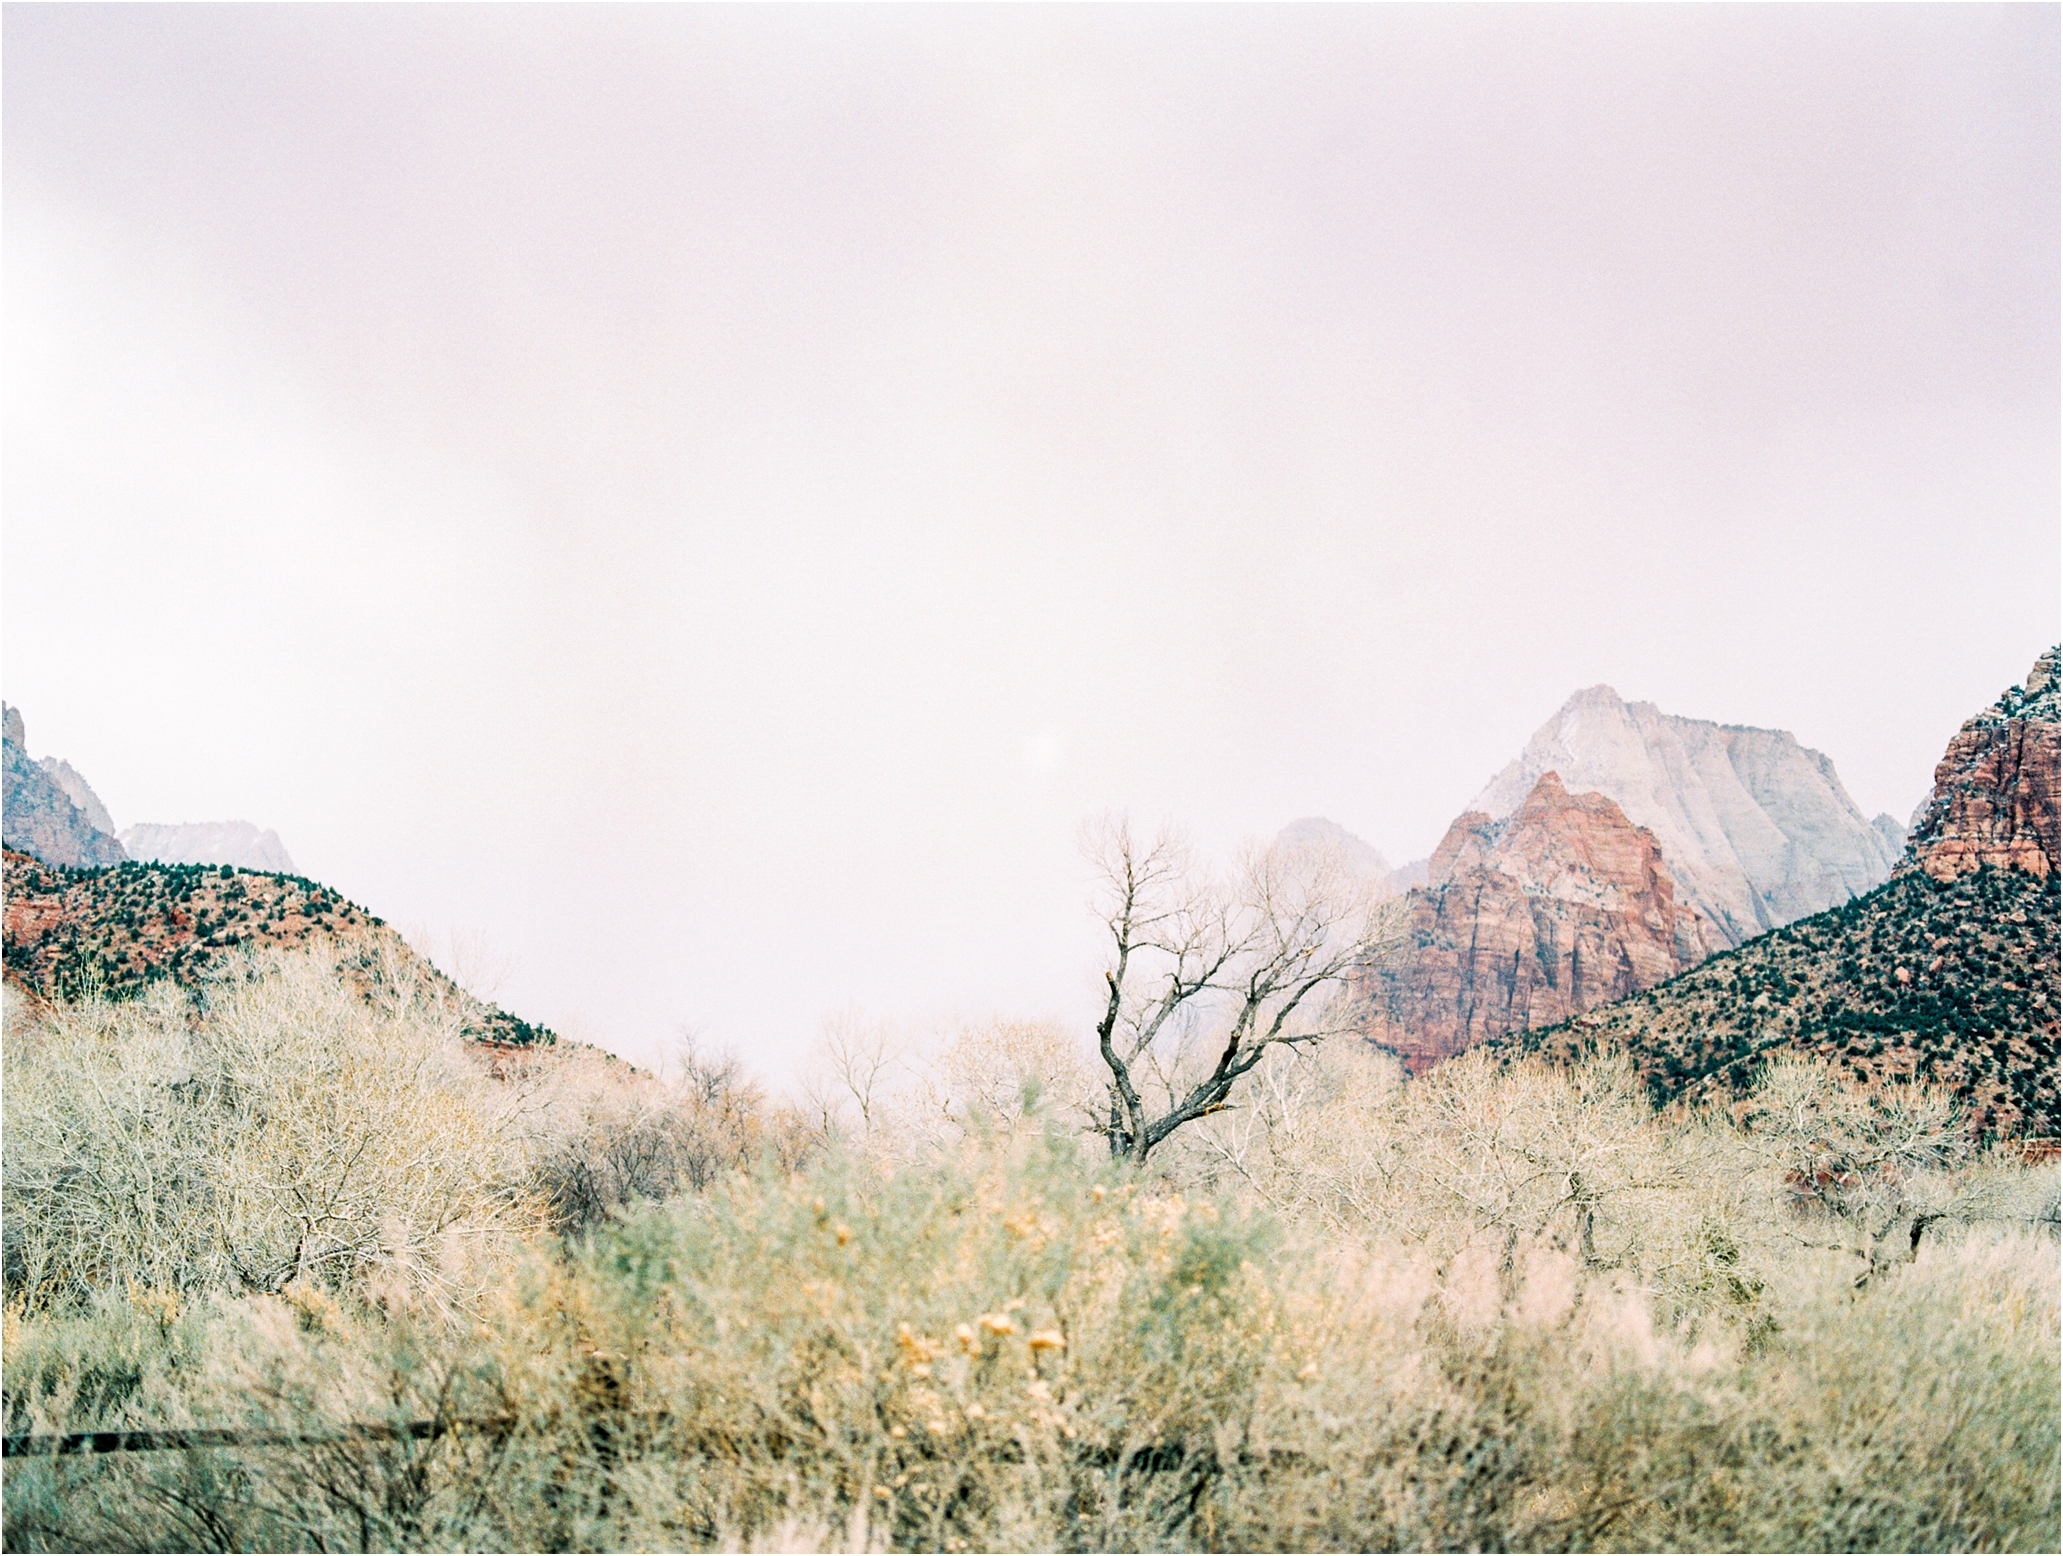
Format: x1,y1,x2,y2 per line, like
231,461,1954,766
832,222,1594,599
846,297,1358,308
1084,816,1403,1164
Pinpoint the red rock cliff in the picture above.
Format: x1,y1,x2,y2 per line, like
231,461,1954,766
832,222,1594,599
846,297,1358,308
1903,647,2059,883
1355,771,1715,1073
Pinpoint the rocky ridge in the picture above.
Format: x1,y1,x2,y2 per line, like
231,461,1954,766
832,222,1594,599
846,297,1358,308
1,847,555,1049
1275,817,1426,896
121,820,297,873
1356,772,1716,1072
1,705,125,868
1470,687,1902,946
38,755,116,833
1902,646,2059,883
1501,649,2062,1141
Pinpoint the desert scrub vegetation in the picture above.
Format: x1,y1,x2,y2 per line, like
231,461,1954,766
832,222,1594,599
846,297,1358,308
4,954,2059,1552
1508,864,2060,1140
0,849,553,1049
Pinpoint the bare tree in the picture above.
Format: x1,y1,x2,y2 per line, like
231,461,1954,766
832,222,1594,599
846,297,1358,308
800,1007,908,1139
666,1025,748,1108
1086,816,1401,1165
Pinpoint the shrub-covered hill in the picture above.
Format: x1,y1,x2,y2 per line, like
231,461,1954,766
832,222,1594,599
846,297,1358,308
0,848,555,1048
1496,864,2059,1141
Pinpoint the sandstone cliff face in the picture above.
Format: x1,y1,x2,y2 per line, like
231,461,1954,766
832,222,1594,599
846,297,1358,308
1357,772,1715,1072
1902,647,2059,883
121,820,297,874
1,705,125,868
1470,687,1900,947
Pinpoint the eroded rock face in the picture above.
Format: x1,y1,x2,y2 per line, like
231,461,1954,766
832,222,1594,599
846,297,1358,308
1469,687,1899,947
1,704,125,868
39,756,115,834
120,820,297,874
1356,772,1715,1072
1903,647,2059,883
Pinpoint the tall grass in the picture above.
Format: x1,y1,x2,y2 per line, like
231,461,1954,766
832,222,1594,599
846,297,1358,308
4,952,2057,1551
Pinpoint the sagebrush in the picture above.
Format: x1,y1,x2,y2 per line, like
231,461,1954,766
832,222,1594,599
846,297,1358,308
4,951,2057,1552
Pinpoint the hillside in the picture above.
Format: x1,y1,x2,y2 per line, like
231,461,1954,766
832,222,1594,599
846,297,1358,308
0,848,554,1049
1499,648,2062,1142
1499,864,2058,1139
1469,685,1902,945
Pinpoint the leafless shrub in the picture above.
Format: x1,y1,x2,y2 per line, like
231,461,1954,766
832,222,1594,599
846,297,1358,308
3,946,540,1313
4,961,2055,1552
522,1037,812,1236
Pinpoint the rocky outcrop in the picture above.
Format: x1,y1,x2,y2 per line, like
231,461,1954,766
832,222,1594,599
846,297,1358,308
1469,687,1900,947
1275,817,1424,897
121,820,297,874
1902,647,2059,883
1505,650,2063,1142
1,705,125,868
1356,772,1716,1072
38,756,115,833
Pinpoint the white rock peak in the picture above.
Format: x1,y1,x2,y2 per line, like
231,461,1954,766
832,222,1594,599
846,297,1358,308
119,821,296,874
1468,686,1900,946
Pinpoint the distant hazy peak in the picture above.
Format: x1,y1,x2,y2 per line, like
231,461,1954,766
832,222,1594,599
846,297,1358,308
1467,682,1898,946
121,820,296,874
1276,816,1391,877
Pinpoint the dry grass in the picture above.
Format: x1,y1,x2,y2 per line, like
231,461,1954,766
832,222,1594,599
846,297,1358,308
3,952,2057,1551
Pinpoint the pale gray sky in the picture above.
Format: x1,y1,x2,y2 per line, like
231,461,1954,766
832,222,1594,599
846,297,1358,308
5,5,2056,1081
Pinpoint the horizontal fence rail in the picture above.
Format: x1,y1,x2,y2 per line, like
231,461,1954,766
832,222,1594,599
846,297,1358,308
3,1417,513,1459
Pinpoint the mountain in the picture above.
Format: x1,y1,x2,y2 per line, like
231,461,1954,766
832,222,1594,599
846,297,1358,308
1500,649,2061,1141
1902,647,2058,883
1469,686,1901,946
1275,817,1425,896
1354,772,1716,1073
121,820,297,873
37,755,115,833
1,705,125,868
1,848,554,1049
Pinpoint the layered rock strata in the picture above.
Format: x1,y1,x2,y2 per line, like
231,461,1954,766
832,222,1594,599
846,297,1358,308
1470,688,1901,946
1357,772,1715,1072
1902,647,2059,883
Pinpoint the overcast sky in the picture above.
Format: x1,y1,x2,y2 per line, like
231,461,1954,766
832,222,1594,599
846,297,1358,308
5,4,2057,1082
